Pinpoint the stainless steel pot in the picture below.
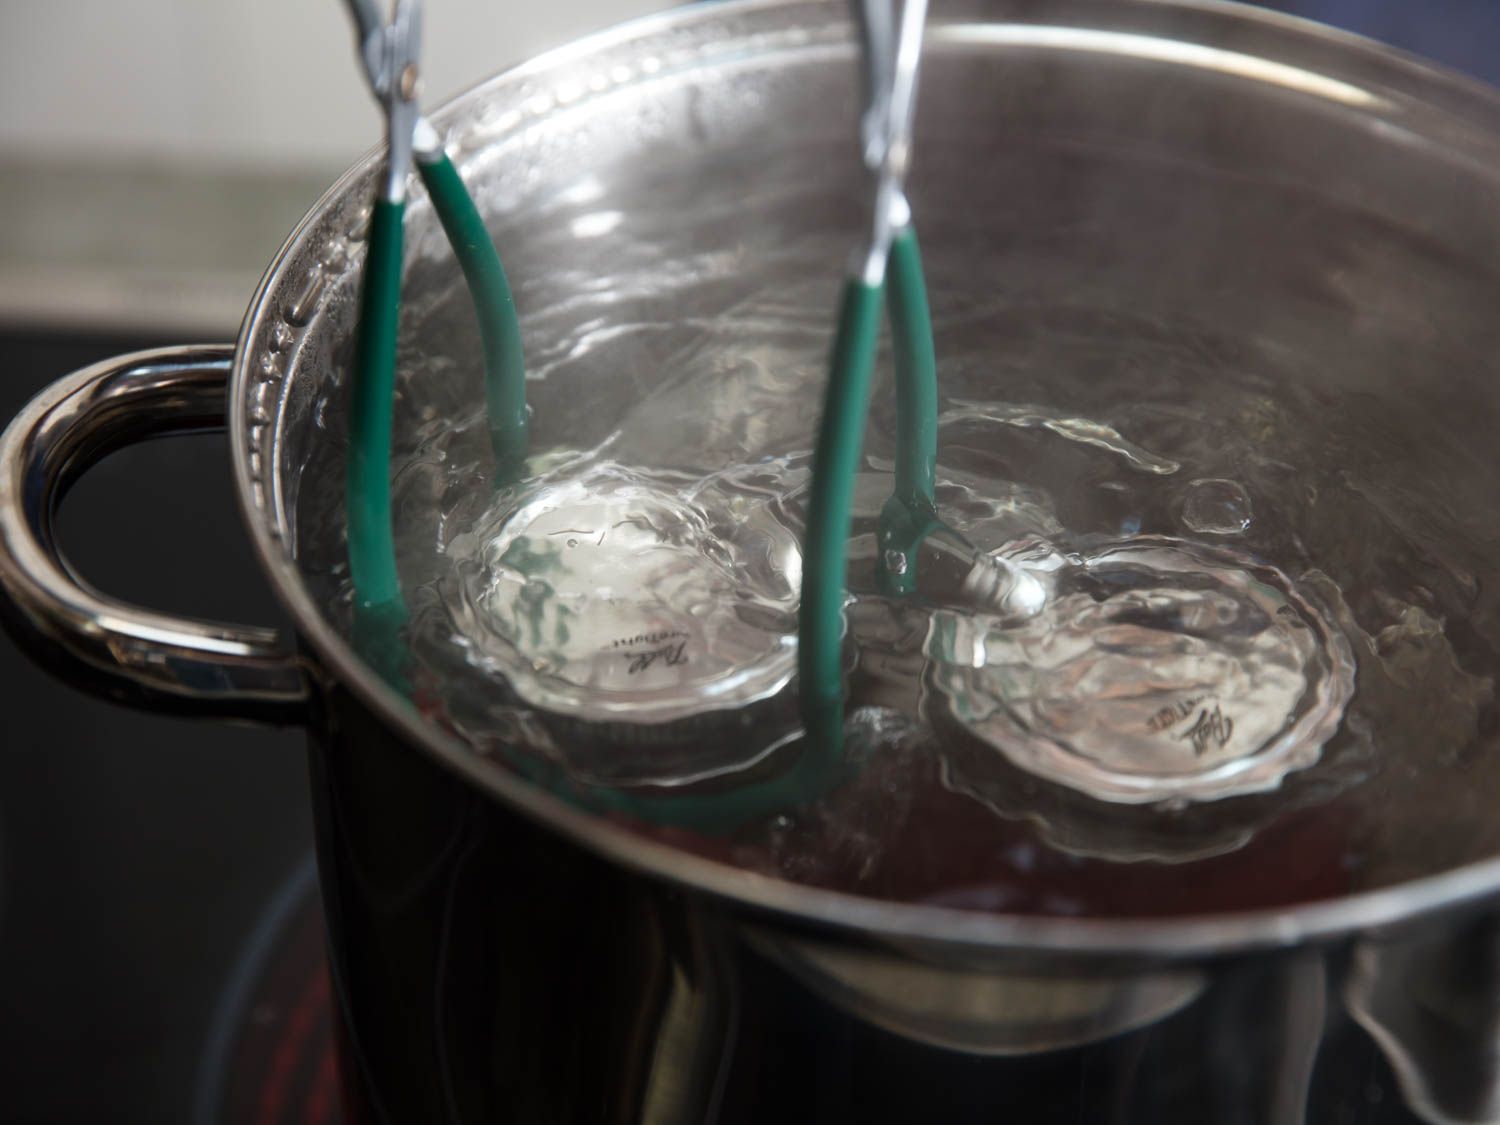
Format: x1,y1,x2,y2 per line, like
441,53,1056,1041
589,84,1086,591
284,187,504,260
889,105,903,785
6,1,1500,1120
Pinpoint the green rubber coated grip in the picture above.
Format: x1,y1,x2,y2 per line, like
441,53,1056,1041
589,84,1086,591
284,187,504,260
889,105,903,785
886,225,938,513
346,197,406,616
799,278,885,755
352,597,411,693
877,224,942,596
417,152,529,478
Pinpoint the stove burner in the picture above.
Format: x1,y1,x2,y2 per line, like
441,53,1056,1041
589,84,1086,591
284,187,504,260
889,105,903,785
195,856,341,1125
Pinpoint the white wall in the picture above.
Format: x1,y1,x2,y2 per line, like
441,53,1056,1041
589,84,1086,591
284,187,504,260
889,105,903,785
0,0,666,170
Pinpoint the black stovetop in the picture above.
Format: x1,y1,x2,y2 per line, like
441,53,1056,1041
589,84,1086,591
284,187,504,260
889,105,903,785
3,6,1500,1122
0,331,313,1123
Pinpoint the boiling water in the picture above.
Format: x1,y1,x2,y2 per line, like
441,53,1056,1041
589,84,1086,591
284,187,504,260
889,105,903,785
300,150,1500,917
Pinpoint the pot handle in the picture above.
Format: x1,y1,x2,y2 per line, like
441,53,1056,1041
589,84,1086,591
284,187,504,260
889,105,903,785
0,344,310,723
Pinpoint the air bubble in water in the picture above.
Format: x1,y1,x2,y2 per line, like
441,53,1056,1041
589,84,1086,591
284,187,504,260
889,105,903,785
1182,478,1253,535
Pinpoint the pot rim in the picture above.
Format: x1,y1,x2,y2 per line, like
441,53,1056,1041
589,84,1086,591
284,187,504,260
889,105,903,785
231,0,1500,960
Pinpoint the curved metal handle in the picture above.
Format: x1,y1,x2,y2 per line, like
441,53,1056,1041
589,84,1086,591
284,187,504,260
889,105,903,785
0,345,310,723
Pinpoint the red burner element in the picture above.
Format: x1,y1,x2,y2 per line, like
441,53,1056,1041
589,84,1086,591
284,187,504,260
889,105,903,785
210,870,341,1125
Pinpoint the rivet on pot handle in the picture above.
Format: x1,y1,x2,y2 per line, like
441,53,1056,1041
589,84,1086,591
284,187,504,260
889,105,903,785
0,345,310,723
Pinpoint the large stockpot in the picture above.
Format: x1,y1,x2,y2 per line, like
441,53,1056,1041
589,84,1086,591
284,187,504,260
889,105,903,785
7,1,1500,1121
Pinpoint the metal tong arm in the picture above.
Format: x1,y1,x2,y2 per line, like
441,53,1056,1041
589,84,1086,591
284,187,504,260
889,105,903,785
799,0,935,757
852,0,929,282
341,0,528,619
344,0,423,203
854,0,936,564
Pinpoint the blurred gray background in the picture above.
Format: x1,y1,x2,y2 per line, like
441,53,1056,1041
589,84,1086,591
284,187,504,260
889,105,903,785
0,0,663,334
3,1,1498,336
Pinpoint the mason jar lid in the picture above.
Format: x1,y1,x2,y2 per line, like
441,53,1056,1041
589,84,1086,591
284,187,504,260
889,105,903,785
926,538,1356,806
443,461,803,785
